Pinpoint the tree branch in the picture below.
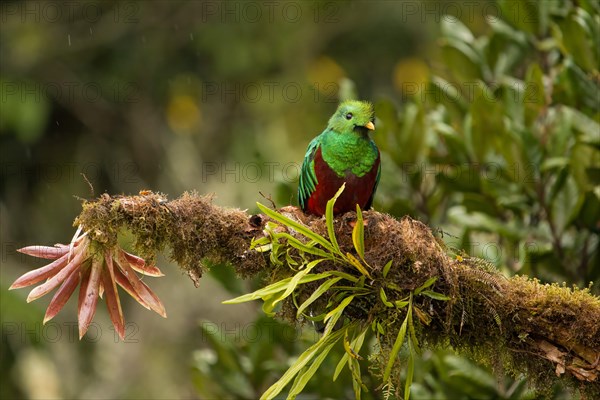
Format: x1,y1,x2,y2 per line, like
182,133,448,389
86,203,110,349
20,191,600,395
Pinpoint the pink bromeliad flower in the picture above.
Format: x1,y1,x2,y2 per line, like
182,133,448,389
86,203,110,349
10,226,166,340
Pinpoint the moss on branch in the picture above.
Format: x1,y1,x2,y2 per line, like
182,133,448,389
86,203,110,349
75,191,600,396
75,191,267,285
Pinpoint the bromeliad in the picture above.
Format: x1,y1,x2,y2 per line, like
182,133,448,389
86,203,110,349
10,226,166,340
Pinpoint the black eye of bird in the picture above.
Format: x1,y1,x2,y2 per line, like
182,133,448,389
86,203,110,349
345,113,353,120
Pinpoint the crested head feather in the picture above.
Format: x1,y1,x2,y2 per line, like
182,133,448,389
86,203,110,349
327,100,375,134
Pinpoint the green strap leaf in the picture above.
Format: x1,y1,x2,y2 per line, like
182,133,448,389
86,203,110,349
261,293,279,316
349,357,364,400
420,290,450,301
382,259,393,278
380,288,394,307
223,272,331,304
326,183,346,255
404,341,415,400
394,300,410,308
323,295,355,337
407,294,420,354
383,300,411,382
346,253,372,279
296,276,343,319
352,204,365,260
414,276,438,295
328,270,360,283
346,329,368,400
257,203,335,252
334,326,368,381
273,259,324,306
276,233,334,259
288,339,338,398
383,314,408,382
260,327,346,400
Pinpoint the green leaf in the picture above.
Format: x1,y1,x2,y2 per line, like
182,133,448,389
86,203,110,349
350,357,364,400
394,300,410,308
420,290,451,301
356,275,366,288
565,106,600,146
276,233,333,259
441,17,474,43
440,38,483,82
223,272,331,304
414,276,437,295
524,63,546,126
404,341,415,400
328,270,360,283
329,285,370,293
287,339,338,398
488,16,528,46
285,250,299,267
323,295,355,336
346,329,368,399
334,327,368,381
571,143,600,191
428,76,467,115
448,206,523,241
352,204,365,260
498,0,540,35
334,344,351,381
250,235,271,251
573,191,600,231
396,102,427,163
296,276,342,319
257,203,335,252
260,327,346,400
407,295,420,353
540,157,570,171
468,81,505,160
382,260,393,278
380,288,394,307
273,259,324,306
326,183,346,255
261,293,279,316
383,308,409,382
487,28,527,81
556,10,597,72
345,253,372,279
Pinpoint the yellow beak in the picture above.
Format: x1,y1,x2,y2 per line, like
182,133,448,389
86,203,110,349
364,121,375,131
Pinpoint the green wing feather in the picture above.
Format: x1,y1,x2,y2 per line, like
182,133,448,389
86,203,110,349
298,136,321,210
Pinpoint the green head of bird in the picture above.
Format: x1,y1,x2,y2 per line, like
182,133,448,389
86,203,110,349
327,100,375,135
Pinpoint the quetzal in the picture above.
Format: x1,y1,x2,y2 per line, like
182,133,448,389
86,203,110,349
298,100,380,216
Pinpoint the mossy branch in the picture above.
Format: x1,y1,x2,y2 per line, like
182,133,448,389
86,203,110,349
75,191,599,394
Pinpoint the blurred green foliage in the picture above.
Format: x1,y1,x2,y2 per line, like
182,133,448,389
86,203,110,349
374,0,600,288
1,0,598,399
